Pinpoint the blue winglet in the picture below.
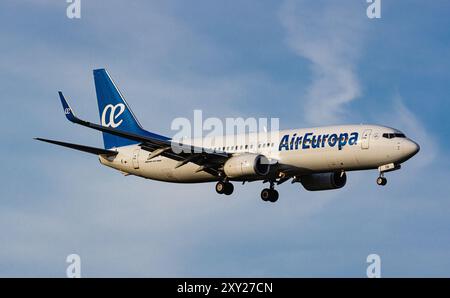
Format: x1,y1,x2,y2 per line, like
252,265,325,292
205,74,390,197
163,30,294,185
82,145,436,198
58,91,80,123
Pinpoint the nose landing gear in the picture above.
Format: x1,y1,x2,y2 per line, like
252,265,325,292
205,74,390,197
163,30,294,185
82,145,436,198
376,176,387,186
376,163,401,186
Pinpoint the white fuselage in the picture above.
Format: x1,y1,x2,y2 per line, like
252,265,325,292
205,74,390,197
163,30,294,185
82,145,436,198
99,124,420,183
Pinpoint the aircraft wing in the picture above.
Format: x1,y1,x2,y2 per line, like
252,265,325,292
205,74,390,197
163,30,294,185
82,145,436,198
58,92,230,176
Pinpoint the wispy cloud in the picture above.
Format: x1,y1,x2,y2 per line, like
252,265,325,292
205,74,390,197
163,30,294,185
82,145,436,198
279,0,366,125
1,1,339,277
388,94,437,169
1,0,449,277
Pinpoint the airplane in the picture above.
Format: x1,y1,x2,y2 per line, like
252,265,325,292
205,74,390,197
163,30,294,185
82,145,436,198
35,69,420,203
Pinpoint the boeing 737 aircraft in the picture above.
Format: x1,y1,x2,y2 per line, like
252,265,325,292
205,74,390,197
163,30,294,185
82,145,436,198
35,69,420,202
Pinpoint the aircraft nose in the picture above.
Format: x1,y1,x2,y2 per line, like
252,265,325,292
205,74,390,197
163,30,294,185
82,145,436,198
403,140,420,158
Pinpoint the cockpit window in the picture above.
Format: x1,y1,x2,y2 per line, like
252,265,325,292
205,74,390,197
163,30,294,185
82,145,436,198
382,133,406,139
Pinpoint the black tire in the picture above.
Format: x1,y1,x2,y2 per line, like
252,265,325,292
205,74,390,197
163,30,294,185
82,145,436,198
269,189,279,203
261,188,271,201
215,181,226,194
223,183,234,195
377,177,387,186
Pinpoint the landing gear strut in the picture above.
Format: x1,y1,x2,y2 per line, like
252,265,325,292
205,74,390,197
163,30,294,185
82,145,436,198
261,181,279,203
215,181,234,195
376,163,400,186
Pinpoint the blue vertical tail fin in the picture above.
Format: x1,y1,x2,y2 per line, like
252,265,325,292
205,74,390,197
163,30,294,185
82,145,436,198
93,68,147,149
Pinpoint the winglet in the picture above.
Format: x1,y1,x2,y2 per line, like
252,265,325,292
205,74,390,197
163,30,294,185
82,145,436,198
58,91,81,124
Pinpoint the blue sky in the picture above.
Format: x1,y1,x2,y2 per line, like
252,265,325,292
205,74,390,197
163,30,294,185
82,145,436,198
1,0,449,277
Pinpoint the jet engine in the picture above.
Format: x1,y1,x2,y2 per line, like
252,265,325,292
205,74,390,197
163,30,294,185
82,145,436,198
223,154,271,179
300,172,347,191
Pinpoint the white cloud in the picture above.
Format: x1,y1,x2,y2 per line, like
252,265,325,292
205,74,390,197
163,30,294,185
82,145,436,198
387,94,437,170
279,0,366,125
2,1,449,277
3,2,364,277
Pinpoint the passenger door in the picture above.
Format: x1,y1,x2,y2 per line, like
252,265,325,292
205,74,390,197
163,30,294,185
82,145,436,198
361,129,372,150
132,148,140,169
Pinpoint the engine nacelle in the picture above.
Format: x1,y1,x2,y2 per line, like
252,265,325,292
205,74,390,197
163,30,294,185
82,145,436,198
301,172,347,191
223,154,271,179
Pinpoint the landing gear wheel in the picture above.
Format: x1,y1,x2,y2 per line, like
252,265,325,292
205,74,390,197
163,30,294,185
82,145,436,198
261,188,271,201
216,181,226,194
376,177,387,186
261,188,279,202
223,183,234,195
216,181,234,195
269,189,279,203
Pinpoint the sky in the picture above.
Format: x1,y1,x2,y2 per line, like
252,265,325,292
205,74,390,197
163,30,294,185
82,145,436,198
0,0,449,277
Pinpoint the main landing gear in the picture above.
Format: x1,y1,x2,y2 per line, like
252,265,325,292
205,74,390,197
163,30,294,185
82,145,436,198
215,178,279,202
261,181,279,203
215,181,234,195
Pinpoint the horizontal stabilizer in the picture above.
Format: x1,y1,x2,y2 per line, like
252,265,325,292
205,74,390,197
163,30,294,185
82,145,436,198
34,138,118,156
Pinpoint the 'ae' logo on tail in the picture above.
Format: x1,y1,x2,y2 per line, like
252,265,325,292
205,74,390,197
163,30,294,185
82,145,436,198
101,103,125,128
